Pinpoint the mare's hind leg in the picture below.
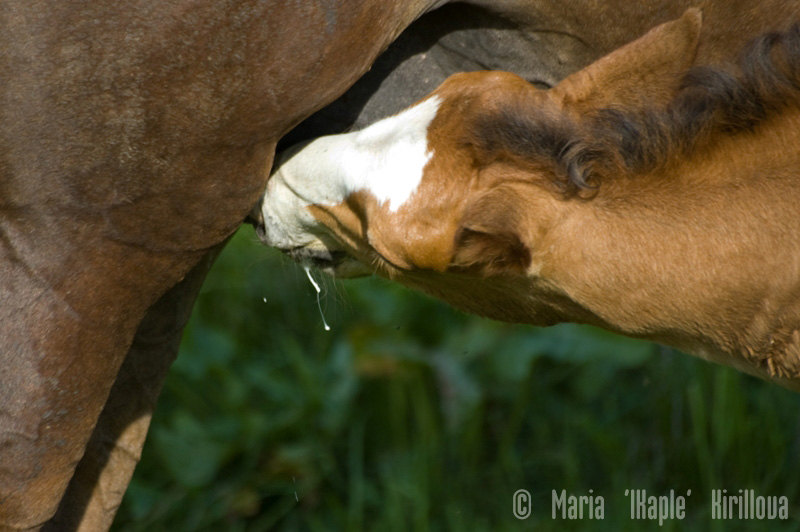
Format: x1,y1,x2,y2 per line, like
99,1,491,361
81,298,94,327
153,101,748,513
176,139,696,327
47,248,222,531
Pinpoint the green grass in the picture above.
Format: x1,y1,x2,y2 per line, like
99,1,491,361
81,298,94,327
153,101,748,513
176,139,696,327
114,227,800,531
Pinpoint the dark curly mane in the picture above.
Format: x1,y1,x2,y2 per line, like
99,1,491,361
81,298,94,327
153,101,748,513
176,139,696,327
469,24,800,196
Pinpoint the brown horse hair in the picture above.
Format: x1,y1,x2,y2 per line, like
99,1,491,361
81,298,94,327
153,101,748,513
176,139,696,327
468,24,800,196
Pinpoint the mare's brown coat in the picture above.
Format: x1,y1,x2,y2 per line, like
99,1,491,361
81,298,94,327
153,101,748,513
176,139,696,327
0,2,432,529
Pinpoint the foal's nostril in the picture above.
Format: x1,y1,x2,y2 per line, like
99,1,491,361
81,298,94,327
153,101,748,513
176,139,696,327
245,202,267,240
254,222,267,241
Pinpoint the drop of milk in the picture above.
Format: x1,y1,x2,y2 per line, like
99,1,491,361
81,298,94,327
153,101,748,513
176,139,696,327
304,265,331,331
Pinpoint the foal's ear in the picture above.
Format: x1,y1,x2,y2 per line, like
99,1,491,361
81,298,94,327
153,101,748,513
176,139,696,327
450,187,531,275
553,8,702,110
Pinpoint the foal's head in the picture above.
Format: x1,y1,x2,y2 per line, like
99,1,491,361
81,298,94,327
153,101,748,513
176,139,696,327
257,9,703,287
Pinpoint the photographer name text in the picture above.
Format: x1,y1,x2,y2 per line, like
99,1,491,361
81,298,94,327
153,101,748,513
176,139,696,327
525,488,790,523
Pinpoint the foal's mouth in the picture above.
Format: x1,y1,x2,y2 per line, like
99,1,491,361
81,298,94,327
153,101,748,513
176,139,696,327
284,245,374,278
287,247,348,270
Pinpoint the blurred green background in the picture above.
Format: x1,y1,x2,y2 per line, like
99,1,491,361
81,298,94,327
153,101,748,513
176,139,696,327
114,227,800,531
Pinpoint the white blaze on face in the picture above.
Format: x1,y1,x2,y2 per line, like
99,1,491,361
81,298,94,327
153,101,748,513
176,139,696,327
261,96,441,250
